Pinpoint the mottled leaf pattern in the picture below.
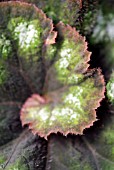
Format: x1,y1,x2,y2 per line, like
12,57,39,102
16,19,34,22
0,1,112,170
21,22,105,138
0,1,56,140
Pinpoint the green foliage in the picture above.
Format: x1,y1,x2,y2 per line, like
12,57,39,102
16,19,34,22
0,33,12,60
0,64,8,85
90,0,114,44
0,1,113,170
21,22,104,138
6,159,28,170
21,0,81,25
43,0,81,25
0,1,55,98
0,1,104,139
76,0,99,35
19,0,98,36
0,155,6,169
91,11,114,43
107,71,114,104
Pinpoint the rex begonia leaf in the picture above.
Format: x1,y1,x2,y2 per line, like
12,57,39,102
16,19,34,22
0,1,104,139
0,1,56,97
0,1,56,140
21,22,105,138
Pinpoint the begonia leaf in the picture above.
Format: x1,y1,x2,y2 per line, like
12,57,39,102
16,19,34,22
0,1,56,96
0,1,56,140
21,22,105,138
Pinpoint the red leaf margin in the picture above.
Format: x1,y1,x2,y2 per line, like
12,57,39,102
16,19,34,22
20,69,105,139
